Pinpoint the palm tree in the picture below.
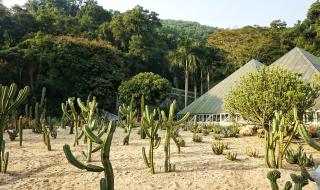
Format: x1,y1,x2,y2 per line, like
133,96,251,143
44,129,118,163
168,37,198,108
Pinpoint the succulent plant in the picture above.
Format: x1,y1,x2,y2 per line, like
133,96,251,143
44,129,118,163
192,134,203,142
226,152,237,161
0,83,30,173
160,100,190,172
119,97,137,146
63,120,116,190
212,142,225,155
285,145,315,167
246,148,259,158
267,166,315,190
141,106,161,174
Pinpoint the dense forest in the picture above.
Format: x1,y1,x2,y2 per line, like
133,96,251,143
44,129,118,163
1,0,320,115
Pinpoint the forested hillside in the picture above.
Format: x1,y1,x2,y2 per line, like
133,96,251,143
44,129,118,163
1,0,320,114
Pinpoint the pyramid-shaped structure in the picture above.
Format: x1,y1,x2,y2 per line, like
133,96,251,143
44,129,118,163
178,59,264,115
270,47,320,109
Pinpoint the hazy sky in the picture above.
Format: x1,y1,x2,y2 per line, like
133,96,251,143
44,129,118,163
2,0,316,28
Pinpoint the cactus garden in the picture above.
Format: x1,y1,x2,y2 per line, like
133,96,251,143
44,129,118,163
3,0,320,189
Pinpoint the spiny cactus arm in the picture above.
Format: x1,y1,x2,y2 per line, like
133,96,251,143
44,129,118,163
300,166,314,182
101,121,116,190
100,178,106,190
61,103,71,120
63,144,104,172
173,112,190,126
298,124,320,151
153,136,161,149
161,110,168,123
77,98,89,112
290,174,306,190
7,86,30,113
168,101,176,122
39,87,46,108
267,170,281,190
142,147,150,168
83,123,103,144
284,181,292,190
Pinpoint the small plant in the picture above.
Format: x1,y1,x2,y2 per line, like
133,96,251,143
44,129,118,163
7,130,18,141
267,166,315,190
212,142,225,155
212,124,223,134
192,134,203,142
246,148,259,158
285,145,315,167
213,134,222,140
226,152,237,161
178,138,186,147
221,125,239,138
307,125,320,138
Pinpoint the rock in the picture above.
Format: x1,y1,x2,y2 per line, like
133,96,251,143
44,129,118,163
308,166,320,190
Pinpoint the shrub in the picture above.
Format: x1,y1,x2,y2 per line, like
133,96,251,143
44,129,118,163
212,142,225,155
285,145,315,167
192,134,203,142
178,138,186,147
226,152,237,161
221,125,239,138
246,148,259,158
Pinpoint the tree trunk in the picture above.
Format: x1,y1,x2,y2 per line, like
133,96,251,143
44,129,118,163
184,62,189,108
207,71,210,91
194,83,197,100
200,69,203,95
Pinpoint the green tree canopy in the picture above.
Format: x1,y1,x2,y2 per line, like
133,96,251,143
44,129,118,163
225,66,319,128
118,72,172,107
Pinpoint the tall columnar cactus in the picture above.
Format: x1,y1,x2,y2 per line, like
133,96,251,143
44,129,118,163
0,83,30,173
63,120,116,190
141,106,161,174
160,100,190,172
40,116,51,151
33,87,46,133
267,166,314,190
18,116,23,147
119,99,137,145
265,107,320,168
140,95,146,139
62,97,81,146
77,97,98,162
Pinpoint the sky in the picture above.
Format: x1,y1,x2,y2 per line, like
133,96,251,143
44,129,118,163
2,0,316,28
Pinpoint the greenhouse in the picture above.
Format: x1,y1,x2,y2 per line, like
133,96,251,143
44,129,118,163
178,47,320,124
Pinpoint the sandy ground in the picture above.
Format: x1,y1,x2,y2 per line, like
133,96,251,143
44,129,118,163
0,127,318,190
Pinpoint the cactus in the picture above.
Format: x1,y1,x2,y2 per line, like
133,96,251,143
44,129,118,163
140,95,146,139
77,97,98,162
0,83,30,173
39,114,51,151
141,106,161,174
212,142,225,155
33,87,46,133
265,107,320,168
119,98,137,145
18,116,23,146
192,134,203,142
246,148,259,158
160,100,190,172
62,97,81,146
285,145,315,167
226,152,237,161
267,166,315,190
63,120,116,190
